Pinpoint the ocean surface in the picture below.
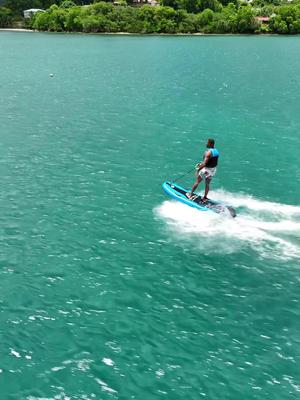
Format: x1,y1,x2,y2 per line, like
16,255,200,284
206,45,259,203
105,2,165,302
0,32,299,400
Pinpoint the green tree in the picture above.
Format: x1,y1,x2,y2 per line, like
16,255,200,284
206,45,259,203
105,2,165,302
60,0,76,8
252,0,280,7
196,7,214,28
270,4,300,33
137,5,157,32
80,14,102,31
90,2,115,15
155,6,177,32
256,4,276,17
4,0,42,16
164,0,221,13
0,6,12,26
200,0,222,12
31,9,51,29
236,5,257,33
64,5,84,30
212,3,238,33
38,4,67,31
274,19,289,32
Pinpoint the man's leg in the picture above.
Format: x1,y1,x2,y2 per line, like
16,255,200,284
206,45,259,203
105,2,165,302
204,178,211,199
187,175,202,198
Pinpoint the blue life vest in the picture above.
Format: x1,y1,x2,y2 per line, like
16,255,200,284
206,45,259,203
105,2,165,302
206,148,219,168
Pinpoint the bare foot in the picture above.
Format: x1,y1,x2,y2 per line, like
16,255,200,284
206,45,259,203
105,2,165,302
186,192,192,199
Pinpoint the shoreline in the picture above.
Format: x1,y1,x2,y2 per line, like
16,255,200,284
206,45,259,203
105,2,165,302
0,28,34,32
0,28,280,36
0,27,291,37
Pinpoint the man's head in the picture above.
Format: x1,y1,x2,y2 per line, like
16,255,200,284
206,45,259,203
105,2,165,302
207,138,215,148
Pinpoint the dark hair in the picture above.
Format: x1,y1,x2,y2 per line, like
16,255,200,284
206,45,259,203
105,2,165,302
208,138,215,146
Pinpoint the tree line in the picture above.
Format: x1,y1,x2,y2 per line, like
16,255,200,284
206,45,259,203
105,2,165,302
1,0,300,34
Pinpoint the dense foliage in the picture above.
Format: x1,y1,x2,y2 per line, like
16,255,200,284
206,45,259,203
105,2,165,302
1,1,91,17
0,6,12,27
2,0,300,33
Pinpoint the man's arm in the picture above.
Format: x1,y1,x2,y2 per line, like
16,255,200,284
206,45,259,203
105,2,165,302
197,150,211,170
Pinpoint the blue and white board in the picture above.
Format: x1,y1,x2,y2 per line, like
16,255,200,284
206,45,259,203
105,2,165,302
162,181,236,217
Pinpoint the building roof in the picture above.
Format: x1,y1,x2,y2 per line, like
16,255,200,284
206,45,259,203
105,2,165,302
24,9,45,12
255,17,270,22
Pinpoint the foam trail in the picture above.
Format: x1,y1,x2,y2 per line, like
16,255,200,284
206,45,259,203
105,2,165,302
154,191,300,260
213,189,300,217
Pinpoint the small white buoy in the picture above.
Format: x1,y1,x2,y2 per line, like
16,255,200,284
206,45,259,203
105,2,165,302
49,73,54,78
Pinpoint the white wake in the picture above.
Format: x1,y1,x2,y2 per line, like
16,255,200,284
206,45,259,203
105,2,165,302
154,190,300,260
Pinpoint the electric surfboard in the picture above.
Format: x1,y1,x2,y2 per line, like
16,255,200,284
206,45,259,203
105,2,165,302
162,181,236,218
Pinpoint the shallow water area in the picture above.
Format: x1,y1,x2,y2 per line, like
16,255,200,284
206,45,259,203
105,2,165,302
0,32,300,400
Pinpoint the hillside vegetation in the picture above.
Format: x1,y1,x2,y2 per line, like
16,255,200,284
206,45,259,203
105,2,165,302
1,0,300,33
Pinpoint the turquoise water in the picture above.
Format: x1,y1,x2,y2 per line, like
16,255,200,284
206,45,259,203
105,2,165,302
0,32,300,399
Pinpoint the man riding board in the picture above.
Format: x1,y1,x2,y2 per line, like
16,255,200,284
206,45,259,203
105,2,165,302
186,138,219,201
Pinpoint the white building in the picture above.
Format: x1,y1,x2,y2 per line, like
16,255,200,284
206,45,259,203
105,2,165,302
23,9,45,19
